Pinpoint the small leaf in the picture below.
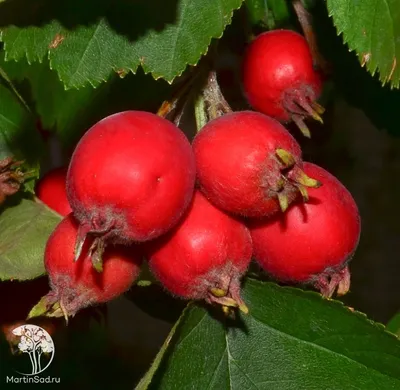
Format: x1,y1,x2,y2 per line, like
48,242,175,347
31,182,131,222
327,0,400,88
147,279,400,389
0,198,61,281
0,0,243,88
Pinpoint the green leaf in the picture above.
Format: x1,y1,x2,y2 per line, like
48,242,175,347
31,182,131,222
0,198,61,281
136,304,191,390
0,80,43,191
148,280,400,389
245,0,291,28
327,0,400,88
0,0,243,88
0,52,106,147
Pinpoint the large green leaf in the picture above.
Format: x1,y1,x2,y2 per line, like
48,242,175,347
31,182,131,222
327,0,400,88
0,198,61,281
0,0,243,89
0,51,171,150
146,280,400,389
0,52,106,147
387,312,400,337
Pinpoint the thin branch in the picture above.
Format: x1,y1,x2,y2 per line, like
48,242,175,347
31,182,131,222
292,0,331,75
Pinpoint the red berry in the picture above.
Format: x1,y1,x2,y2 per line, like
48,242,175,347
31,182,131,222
35,167,72,216
242,30,323,137
193,111,319,218
66,111,196,262
34,214,142,319
248,162,361,297
147,191,252,312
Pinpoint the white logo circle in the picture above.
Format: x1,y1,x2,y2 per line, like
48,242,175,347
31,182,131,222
11,324,55,376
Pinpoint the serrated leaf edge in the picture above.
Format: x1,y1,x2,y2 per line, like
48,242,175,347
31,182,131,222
246,278,399,341
326,2,399,89
142,0,245,84
1,1,243,89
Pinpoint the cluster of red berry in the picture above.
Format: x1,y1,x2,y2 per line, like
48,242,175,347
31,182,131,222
34,29,360,320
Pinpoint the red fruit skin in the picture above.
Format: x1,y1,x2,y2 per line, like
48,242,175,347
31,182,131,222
193,111,302,217
35,167,72,216
147,191,252,302
248,163,361,283
67,111,196,243
242,30,322,122
45,214,142,316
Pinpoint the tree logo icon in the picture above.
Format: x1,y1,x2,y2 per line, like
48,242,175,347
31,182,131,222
11,324,55,376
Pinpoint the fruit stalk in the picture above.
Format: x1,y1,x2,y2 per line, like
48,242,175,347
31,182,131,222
291,0,331,74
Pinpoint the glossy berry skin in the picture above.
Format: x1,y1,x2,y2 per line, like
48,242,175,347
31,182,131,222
242,30,322,123
147,191,252,308
35,167,72,216
44,214,142,317
248,163,361,289
193,111,303,217
67,111,196,244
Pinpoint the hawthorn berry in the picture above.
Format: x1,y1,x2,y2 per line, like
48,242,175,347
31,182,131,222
147,191,252,313
248,162,361,297
35,167,72,216
66,111,196,269
29,214,143,320
193,111,320,217
242,29,323,137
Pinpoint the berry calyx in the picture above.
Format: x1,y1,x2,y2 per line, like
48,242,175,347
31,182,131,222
248,162,361,298
242,29,323,137
66,111,196,269
147,191,252,313
29,214,142,321
193,111,320,218
35,166,72,216
0,157,24,204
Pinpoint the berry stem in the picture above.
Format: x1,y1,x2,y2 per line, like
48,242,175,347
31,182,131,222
291,0,331,75
203,70,232,120
194,93,208,132
156,73,195,119
0,66,32,113
194,68,233,131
